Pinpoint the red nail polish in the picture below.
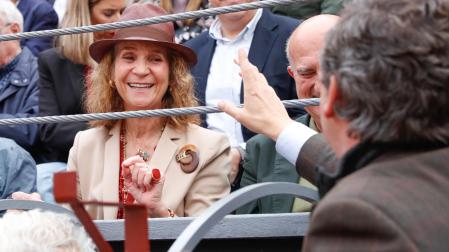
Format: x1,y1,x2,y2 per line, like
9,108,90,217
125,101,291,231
152,168,161,182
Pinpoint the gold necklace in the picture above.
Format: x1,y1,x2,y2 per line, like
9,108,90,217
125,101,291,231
130,124,166,162
119,124,130,205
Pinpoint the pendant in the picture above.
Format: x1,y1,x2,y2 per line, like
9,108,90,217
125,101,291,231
137,149,150,162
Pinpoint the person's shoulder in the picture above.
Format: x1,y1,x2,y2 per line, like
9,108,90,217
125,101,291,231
26,0,57,15
183,31,210,49
74,127,110,146
38,48,62,62
13,48,38,81
184,124,230,147
17,47,37,67
320,147,449,208
262,9,300,29
185,124,227,139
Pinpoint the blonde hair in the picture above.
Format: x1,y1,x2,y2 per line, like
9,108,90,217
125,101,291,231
160,0,203,26
57,0,100,65
86,48,200,129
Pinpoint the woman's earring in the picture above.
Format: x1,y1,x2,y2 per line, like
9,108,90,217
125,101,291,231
108,80,115,88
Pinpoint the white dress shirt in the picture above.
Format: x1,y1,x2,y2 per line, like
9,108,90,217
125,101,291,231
275,121,317,165
205,9,263,147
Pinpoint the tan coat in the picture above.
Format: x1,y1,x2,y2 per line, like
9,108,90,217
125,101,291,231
67,122,231,220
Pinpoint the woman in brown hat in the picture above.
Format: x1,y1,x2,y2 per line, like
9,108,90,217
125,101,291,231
66,2,231,219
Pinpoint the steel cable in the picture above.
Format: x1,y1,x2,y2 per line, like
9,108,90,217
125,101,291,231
0,0,302,42
0,99,319,126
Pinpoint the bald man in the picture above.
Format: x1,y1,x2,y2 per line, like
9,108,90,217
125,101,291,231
237,15,339,214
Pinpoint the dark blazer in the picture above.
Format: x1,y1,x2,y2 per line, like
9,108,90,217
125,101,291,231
17,0,58,56
0,48,41,161
38,48,88,162
185,9,303,141
237,115,310,214
296,137,449,251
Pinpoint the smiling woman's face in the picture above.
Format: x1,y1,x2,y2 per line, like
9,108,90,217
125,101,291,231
113,41,170,111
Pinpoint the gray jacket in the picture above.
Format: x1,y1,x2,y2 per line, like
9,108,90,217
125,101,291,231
0,137,36,199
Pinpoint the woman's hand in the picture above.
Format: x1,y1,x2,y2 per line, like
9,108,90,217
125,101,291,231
122,156,169,217
11,192,43,201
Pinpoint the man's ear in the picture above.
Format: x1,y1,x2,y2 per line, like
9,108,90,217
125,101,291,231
9,23,21,34
287,66,294,78
323,75,339,118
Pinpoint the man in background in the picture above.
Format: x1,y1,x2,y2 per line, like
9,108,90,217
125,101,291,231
0,0,38,199
238,14,338,214
185,0,302,187
220,0,449,250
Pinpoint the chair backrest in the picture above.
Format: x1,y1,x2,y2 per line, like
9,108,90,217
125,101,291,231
168,182,319,252
0,199,75,216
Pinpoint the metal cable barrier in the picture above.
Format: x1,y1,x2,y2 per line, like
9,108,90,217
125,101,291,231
168,182,319,252
0,98,319,125
0,0,303,42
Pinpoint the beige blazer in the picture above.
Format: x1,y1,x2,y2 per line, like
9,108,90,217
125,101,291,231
67,122,231,220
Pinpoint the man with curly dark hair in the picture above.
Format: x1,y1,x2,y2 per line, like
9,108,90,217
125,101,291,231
220,0,449,250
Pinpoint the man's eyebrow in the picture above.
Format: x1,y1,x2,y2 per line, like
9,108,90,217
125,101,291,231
296,66,315,73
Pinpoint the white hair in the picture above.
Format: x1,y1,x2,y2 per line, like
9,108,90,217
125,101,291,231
0,210,96,252
0,0,23,31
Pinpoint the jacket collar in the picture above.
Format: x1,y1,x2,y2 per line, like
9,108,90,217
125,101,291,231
317,140,449,198
3,48,35,88
208,8,263,42
247,9,279,73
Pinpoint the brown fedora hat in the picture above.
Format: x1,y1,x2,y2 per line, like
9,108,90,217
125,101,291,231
89,3,197,66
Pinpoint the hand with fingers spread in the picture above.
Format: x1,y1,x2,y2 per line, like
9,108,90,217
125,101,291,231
121,156,171,217
218,49,294,141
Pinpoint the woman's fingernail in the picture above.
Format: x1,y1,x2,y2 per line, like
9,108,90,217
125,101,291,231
152,168,161,182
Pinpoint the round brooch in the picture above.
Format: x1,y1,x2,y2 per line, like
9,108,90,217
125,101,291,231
175,144,199,173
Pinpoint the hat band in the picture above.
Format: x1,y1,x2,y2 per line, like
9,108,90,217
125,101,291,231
114,25,174,43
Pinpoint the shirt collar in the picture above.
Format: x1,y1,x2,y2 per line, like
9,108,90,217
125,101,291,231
0,51,21,80
209,8,263,43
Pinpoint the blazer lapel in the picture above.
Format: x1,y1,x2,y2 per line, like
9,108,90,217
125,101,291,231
148,125,179,177
243,10,279,102
247,10,278,73
195,37,216,107
102,123,121,219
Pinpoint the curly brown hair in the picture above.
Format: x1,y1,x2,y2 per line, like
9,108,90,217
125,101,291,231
86,48,200,130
